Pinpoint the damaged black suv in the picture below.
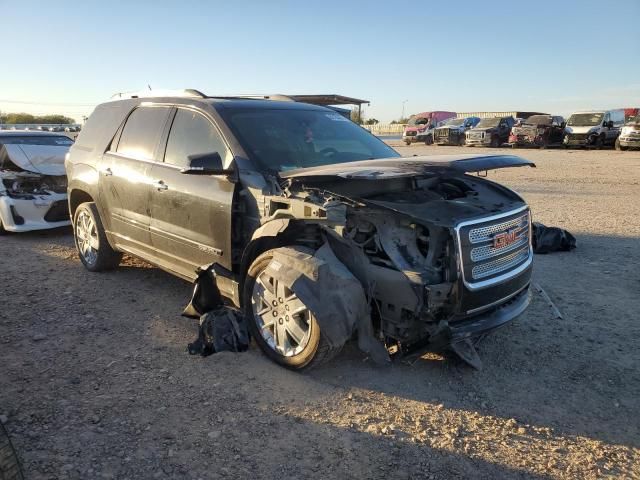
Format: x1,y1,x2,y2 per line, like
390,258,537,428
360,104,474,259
66,90,534,370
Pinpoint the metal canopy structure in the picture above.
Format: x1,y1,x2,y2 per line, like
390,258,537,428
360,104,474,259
288,94,370,107
290,94,370,121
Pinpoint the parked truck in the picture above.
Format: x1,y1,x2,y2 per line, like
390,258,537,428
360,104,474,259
402,111,456,145
508,115,566,148
433,117,480,146
563,110,624,148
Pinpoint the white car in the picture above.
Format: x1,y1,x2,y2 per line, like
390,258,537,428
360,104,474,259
0,131,72,233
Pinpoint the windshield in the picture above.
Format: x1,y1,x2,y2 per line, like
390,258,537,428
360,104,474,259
525,115,552,125
408,116,430,126
476,117,501,128
222,109,400,171
567,113,603,127
442,118,465,127
0,135,74,146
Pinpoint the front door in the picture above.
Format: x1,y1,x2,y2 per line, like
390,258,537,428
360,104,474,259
98,105,172,256
149,107,235,281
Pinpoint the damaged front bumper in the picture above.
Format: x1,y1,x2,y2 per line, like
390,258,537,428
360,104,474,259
399,284,531,368
0,193,70,231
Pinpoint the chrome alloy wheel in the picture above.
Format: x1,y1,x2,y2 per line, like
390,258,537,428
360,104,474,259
251,269,312,357
75,210,99,266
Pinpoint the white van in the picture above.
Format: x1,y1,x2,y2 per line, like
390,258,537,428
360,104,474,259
564,109,624,147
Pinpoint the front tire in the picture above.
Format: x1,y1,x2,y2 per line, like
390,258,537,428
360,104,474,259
615,138,627,151
73,202,122,272
243,249,339,370
490,135,500,148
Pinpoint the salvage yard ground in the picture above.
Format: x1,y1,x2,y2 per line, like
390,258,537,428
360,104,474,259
1,145,639,479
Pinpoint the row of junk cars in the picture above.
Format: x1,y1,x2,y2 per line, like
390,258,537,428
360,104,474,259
402,108,640,150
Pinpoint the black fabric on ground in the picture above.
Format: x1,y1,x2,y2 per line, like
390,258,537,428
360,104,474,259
532,222,576,254
187,308,249,356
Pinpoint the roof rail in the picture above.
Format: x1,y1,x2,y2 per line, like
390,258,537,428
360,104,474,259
215,94,296,102
110,88,206,100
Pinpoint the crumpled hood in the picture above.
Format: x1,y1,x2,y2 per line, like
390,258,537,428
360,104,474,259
512,124,542,134
281,155,535,180
0,144,68,175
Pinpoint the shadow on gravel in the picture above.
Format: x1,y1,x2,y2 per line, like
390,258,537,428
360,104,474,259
310,233,640,451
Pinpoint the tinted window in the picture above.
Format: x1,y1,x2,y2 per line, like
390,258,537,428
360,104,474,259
116,106,171,160
0,135,73,146
164,109,231,168
220,108,399,171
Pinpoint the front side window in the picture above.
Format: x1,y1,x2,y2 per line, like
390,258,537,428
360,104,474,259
116,106,172,160
221,108,399,172
164,109,231,168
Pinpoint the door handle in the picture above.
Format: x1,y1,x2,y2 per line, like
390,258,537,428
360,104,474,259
102,168,113,176
155,180,169,191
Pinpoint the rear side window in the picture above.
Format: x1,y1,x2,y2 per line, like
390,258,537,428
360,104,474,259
116,106,171,160
164,109,231,168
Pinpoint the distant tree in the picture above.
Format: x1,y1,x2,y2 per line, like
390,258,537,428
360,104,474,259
1,112,75,124
37,114,75,124
393,117,410,124
364,118,379,125
5,113,35,124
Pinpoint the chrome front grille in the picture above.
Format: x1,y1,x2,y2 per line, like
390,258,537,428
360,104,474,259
472,246,530,280
469,213,529,244
470,232,528,261
456,208,532,290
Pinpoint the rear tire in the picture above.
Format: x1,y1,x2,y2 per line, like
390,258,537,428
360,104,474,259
73,202,122,272
243,248,340,370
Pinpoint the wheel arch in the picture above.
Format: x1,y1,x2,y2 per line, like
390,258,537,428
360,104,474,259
68,188,95,218
237,219,323,307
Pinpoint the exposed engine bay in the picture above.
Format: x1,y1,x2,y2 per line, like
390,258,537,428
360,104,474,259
0,138,71,232
219,156,535,367
1,171,67,199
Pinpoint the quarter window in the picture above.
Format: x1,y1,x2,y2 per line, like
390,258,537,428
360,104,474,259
164,109,231,168
116,106,172,160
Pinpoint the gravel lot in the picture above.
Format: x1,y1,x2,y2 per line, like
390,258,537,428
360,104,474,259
1,145,639,479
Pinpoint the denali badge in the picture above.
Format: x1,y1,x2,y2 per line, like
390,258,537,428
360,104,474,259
493,229,519,249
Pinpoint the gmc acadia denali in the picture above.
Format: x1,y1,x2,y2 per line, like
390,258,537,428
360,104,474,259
66,90,534,370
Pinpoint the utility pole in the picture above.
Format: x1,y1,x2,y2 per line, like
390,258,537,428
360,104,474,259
401,99,408,121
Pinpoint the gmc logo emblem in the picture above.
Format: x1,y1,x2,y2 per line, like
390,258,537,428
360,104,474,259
493,229,519,248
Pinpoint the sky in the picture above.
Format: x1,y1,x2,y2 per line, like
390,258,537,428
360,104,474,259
1,0,639,123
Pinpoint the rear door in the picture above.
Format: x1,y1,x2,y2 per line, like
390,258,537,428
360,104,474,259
99,105,172,255
149,107,235,280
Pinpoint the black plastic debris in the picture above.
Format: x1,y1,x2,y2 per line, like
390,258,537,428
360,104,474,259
184,263,249,357
532,222,576,254
188,308,249,356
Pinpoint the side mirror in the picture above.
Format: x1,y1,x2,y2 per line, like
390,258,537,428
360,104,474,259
180,152,232,175
561,122,566,129
607,121,614,128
